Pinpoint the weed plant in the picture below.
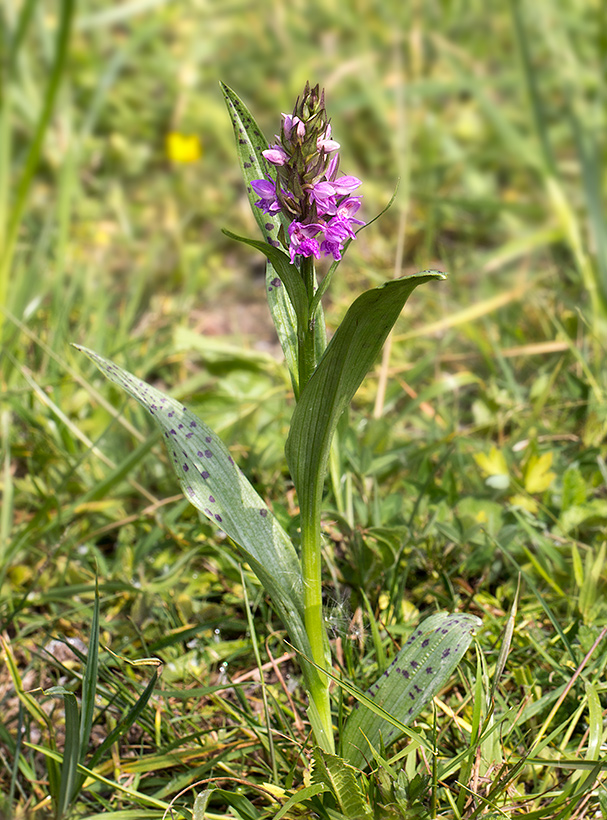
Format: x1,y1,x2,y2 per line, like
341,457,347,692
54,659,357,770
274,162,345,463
1,1,606,819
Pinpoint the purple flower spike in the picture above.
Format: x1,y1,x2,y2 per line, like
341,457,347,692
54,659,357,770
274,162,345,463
250,82,364,264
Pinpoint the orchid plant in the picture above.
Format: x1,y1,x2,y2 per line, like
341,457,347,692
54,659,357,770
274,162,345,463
76,83,480,769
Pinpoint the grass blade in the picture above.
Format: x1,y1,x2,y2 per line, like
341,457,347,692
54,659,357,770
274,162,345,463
79,577,100,764
43,687,80,818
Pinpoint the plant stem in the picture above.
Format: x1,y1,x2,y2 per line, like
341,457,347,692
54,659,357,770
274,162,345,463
300,476,334,752
297,256,317,390
296,254,334,750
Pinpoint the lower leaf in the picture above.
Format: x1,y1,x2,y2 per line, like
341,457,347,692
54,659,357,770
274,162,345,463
341,611,481,768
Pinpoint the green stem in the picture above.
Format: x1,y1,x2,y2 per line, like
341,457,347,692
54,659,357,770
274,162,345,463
300,474,334,752
295,254,334,750
297,256,317,390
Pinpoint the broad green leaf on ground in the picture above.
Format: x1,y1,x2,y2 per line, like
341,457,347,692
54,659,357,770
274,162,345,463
285,271,445,532
341,611,481,768
74,346,311,667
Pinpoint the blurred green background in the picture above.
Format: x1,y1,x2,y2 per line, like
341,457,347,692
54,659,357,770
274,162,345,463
4,0,604,353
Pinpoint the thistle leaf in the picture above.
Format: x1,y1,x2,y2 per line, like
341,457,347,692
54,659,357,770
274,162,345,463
74,346,311,666
342,611,481,768
311,747,373,818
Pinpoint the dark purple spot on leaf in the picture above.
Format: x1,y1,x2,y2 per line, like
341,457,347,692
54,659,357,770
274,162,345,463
265,223,274,231
200,470,209,479
409,692,415,700
402,670,410,679
260,509,267,517
426,667,433,674
204,450,213,458
190,421,197,428
421,639,430,648
205,437,212,443
414,685,421,693
271,277,281,287
411,661,419,668
215,514,222,522
442,648,451,658
209,495,215,503
183,464,189,472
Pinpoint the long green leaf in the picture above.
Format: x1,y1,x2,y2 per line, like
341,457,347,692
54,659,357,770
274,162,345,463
78,576,100,765
286,271,445,530
0,0,76,322
341,611,481,768
74,347,314,677
44,687,80,818
220,82,286,245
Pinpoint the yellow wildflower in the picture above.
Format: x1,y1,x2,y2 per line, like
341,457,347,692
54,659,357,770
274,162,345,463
166,132,202,163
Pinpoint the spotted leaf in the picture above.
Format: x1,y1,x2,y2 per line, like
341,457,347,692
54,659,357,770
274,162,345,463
341,611,481,768
74,346,313,667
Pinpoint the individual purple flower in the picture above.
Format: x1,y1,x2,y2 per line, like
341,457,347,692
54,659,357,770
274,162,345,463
282,114,305,140
250,178,281,214
288,221,323,263
263,144,289,166
331,176,362,195
334,196,364,229
309,181,338,215
317,137,340,154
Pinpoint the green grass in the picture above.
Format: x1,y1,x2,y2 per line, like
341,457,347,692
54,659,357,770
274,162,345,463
1,0,606,817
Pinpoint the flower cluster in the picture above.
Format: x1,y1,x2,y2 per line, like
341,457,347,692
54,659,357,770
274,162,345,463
251,83,364,264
